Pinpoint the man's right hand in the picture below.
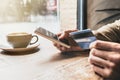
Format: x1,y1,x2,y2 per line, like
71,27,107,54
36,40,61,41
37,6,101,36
53,29,82,52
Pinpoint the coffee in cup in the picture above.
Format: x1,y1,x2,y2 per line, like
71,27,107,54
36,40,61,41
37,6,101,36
7,32,38,48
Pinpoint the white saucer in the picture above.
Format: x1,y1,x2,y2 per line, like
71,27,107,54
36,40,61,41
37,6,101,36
0,44,40,52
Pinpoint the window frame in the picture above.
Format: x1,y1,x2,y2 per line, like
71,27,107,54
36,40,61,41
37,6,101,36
77,0,87,30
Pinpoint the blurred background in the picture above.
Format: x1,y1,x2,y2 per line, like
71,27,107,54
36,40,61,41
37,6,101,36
0,0,60,45
0,0,58,23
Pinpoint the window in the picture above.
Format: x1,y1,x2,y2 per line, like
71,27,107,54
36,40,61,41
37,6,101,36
0,0,59,33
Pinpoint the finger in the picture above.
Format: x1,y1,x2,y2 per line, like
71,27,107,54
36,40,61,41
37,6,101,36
90,48,120,63
93,65,116,79
59,29,78,39
89,51,111,68
53,42,58,47
64,29,78,33
91,48,111,60
54,43,72,52
60,46,82,52
90,40,120,51
92,65,108,78
90,40,111,50
59,47,68,52
54,43,64,51
70,46,82,51
56,33,62,36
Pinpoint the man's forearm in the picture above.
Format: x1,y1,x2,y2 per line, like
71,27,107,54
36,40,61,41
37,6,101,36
93,20,120,43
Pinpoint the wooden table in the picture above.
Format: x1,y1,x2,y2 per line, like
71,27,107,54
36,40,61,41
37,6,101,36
0,25,103,80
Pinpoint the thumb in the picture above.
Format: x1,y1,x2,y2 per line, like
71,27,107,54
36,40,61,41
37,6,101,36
89,40,120,51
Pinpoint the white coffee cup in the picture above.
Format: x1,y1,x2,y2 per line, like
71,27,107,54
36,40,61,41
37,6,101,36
7,32,38,48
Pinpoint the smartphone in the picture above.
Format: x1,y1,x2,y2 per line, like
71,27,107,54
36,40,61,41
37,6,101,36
34,27,70,48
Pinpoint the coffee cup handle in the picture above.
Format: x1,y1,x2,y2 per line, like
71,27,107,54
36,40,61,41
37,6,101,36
30,35,39,45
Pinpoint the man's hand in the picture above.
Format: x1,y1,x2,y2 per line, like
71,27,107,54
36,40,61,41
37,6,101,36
88,40,120,80
53,29,82,52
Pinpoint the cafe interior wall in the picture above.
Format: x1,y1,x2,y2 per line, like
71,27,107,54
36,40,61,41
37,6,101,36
59,0,77,31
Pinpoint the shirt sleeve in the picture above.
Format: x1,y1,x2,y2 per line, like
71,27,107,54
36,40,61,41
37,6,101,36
94,20,120,43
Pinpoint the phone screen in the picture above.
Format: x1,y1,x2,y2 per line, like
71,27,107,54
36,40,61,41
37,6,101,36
36,27,58,40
